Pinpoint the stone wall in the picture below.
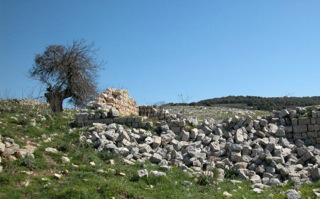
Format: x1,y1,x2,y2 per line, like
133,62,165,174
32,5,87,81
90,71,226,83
272,108,320,145
139,106,171,120
96,89,139,116
74,106,180,129
81,106,320,188
76,106,320,145
74,112,153,129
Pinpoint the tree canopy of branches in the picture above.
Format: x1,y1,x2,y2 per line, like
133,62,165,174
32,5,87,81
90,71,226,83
29,40,101,112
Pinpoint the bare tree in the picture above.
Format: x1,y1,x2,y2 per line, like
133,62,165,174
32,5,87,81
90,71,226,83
177,94,192,114
178,94,192,104
29,40,102,112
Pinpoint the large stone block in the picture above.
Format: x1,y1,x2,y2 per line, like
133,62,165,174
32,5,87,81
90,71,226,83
308,125,315,132
311,168,320,180
279,109,290,118
307,131,317,138
96,89,139,116
298,118,310,125
293,125,308,133
235,128,245,143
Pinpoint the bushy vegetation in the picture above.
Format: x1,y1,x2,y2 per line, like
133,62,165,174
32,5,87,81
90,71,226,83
168,96,320,111
1,99,320,198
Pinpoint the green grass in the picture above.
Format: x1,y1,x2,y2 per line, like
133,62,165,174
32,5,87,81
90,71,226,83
0,99,319,198
164,105,269,122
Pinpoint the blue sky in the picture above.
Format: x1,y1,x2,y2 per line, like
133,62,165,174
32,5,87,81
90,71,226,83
1,1,320,105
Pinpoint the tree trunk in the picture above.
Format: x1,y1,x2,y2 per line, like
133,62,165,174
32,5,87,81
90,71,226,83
45,91,64,112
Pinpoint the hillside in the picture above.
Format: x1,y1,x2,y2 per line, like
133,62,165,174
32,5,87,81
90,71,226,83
168,96,320,111
162,105,269,121
1,99,320,198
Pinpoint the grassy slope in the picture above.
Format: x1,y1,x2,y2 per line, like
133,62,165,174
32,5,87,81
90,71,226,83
0,100,319,198
163,105,269,121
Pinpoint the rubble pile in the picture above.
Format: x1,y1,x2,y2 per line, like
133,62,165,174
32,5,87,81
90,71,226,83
81,106,320,188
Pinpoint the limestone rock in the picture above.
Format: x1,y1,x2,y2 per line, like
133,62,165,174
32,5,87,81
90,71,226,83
235,128,245,143
138,169,148,178
150,153,162,164
150,170,166,177
286,189,301,199
54,173,62,179
223,191,232,198
45,147,58,154
311,168,320,180
61,156,70,163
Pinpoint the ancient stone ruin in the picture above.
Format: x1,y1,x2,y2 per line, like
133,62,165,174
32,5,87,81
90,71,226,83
75,89,172,127
139,105,171,119
75,90,320,191
95,88,139,116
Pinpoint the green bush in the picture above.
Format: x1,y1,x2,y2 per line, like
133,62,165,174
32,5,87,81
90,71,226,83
0,174,11,186
306,107,313,118
197,175,216,186
225,168,238,179
18,155,36,170
98,151,117,162
129,173,140,182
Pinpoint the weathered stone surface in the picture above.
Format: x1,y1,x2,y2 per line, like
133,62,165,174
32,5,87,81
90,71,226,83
209,142,220,152
223,192,232,198
313,188,320,198
293,125,308,133
45,147,58,154
311,168,320,180
3,144,19,157
268,178,281,186
150,153,163,164
275,126,286,137
138,169,148,178
96,89,139,116
180,130,190,141
61,156,70,163
231,152,242,162
190,129,198,139
152,136,162,148
268,124,278,134
81,105,320,188
279,109,290,118
235,128,245,143
253,188,263,194
286,189,301,199
150,170,166,177
0,142,5,153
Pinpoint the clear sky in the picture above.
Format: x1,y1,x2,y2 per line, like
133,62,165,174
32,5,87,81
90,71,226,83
1,0,320,105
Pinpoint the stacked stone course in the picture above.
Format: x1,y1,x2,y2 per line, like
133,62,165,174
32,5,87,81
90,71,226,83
139,106,171,120
96,89,139,116
271,108,320,145
74,112,153,128
79,105,320,189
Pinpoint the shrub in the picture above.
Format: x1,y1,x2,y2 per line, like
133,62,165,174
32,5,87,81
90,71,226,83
19,156,36,170
306,107,313,118
197,175,216,186
129,173,140,182
0,174,11,186
225,168,238,179
98,151,117,162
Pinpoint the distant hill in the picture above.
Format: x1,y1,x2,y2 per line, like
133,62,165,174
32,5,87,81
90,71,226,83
166,96,320,111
